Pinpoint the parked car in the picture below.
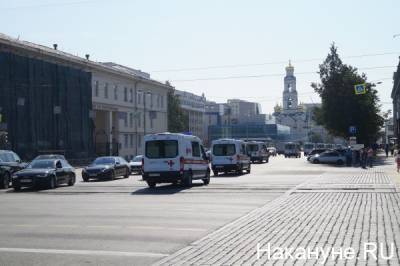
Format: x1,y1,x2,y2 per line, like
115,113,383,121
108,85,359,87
142,133,210,188
0,150,28,189
33,154,66,161
306,148,328,161
309,150,346,165
284,142,301,158
211,139,251,176
246,141,269,163
11,159,75,191
129,155,143,174
82,156,130,182
267,147,277,157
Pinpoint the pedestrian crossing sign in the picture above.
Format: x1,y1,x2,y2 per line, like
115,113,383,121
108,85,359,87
354,84,366,95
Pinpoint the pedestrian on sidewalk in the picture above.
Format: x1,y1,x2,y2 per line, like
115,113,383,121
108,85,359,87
385,143,389,157
360,148,367,169
396,153,400,172
367,147,374,168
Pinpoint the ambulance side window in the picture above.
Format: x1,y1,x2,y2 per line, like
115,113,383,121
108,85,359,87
191,142,200,157
240,144,246,155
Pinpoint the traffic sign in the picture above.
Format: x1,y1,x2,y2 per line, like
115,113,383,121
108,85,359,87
354,84,366,95
349,126,357,134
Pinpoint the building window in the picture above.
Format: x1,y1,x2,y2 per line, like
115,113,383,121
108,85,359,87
138,136,142,148
150,116,153,129
129,113,133,128
137,91,142,105
114,85,118,100
124,134,128,148
104,83,109,98
124,87,128,102
130,134,133,148
160,95,164,108
124,113,128,127
95,81,99,97
137,113,141,127
149,93,153,108
130,88,133,103
157,94,160,108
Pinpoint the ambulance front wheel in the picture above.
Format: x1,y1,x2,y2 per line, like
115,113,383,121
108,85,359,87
147,181,156,188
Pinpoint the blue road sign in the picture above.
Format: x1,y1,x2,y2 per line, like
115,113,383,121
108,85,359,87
349,126,357,134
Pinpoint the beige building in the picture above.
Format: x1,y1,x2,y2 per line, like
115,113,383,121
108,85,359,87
174,90,206,141
92,63,171,159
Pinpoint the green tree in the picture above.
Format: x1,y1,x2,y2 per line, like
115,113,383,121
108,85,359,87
167,87,189,133
311,44,384,145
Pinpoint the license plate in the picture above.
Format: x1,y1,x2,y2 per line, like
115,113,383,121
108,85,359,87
89,173,97,177
20,179,32,183
216,166,224,169
149,173,160,177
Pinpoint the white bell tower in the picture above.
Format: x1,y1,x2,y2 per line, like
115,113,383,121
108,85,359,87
283,61,298,111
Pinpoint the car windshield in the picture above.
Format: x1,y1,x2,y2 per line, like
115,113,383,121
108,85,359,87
132,156,143,162
35,155,64,160
146,140,178,159
0,152,14,162
28,160,55,169
213,144,236,156
93,157,115,165
285,144,295,149
304,144,314,149
247,144,259,152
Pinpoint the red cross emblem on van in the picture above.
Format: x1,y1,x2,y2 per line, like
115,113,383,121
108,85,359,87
166,160,175,167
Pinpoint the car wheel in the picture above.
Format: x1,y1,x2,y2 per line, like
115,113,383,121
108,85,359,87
313,159,320,164
246,164,251,174
213,171,218,177
109,170,116,181
13,185,21,191
83,176,89,182
184,171,193,187
48,176,57,189
68,174,75,186
147,181,156,188
1,172,10,189
124,168,130,178
337,160,344,165
202,170,210,185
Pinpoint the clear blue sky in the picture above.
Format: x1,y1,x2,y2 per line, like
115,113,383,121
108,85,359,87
1,0,399,113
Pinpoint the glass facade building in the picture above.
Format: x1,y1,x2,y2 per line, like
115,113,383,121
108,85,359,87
208,124,290,143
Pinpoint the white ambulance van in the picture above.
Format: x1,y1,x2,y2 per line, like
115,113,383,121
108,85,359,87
211,139,251,176
142,133,210,188
246,141,270,163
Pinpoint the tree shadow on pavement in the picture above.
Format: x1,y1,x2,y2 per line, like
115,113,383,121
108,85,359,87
372,156,395,166
131,182,204,195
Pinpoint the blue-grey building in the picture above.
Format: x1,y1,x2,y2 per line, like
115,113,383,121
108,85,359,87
208,123,290,143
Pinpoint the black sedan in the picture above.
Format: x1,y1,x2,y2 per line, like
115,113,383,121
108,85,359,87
12,159,76,191
82,156,130,182
0,150,28,189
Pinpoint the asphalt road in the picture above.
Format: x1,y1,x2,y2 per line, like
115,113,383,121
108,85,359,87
0,155,332,266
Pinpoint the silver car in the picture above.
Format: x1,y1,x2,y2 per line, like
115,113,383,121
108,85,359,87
309,151,346,165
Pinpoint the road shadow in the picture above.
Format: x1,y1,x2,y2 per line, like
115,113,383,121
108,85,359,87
372,156,395,166
212,172,247,178
131,182,204,195
5,184,69,193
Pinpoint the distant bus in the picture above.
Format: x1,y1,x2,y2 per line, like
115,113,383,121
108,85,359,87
284,142,301,158
325,144,334,149
316,143,325,149
303,143,315,156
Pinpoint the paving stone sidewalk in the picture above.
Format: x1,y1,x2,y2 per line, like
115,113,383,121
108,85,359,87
155,162,400,265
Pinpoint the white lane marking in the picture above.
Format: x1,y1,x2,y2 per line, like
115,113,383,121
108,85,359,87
0,224,206,232
126,225,207,232
0,247,169,258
